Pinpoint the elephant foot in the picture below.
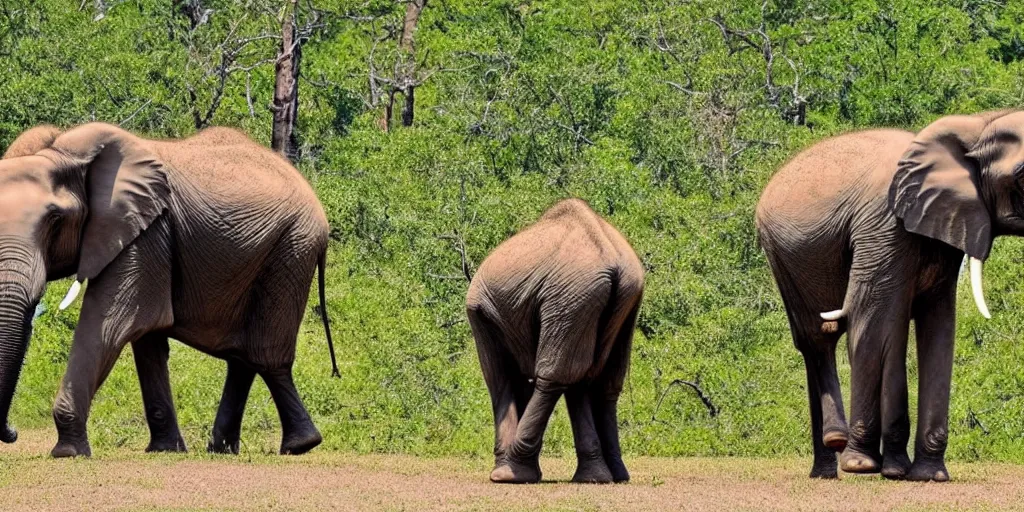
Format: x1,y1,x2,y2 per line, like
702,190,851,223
51,439,91,458
881,450,911,480
822,428,849,453
207,438,240,455
572,457,614,484
280,428,322,455
809,464,838,479
840,448,881,474
605,457,630,483
490,458,541,484
146,435,187,453
907,459,949,482
809,452,839,479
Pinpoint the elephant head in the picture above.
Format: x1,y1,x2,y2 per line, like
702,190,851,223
0,123,170,442
890,110,1024,318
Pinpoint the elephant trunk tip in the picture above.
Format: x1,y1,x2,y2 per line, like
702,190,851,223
1,425,17,444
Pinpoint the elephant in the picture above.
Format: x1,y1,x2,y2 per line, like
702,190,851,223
465,198,644,484
755,110,1024,481
0,122,339,457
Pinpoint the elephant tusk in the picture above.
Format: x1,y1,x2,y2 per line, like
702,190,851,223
58,280,83,311
820,309,846,321
970,257,991,319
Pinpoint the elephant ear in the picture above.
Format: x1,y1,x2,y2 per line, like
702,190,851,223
3,125,62,159
48,123,170,281
888,112,1011,260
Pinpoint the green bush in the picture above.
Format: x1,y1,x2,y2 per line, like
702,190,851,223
3,0,1024,460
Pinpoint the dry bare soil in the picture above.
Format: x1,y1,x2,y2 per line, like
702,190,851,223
3,430,1024,511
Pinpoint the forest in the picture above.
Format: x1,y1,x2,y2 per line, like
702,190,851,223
2,0,1024,462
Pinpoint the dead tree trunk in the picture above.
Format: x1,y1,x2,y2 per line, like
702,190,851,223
377,0,426,131
401,86,415,126
379,91,395,133
398,0,425,127
289,39,301,153
173,0,206,30
271,0,299,160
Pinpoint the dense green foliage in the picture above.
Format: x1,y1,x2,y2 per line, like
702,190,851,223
2,0,1024,461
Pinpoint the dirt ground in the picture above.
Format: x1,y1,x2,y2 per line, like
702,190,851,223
2,430,1024,511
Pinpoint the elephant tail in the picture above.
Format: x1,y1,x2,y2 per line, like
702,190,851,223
318,250,341,379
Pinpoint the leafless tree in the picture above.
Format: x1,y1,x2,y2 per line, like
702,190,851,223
271,0,327,159
348,0,431,132
397,0,425,127
271,0,300,158
174,0,212,30
709,0,807,125
372,0,426,130
170,3,281,130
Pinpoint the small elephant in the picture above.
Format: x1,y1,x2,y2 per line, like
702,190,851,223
0,123,338,457
756,110,1024,481
466,199,644,484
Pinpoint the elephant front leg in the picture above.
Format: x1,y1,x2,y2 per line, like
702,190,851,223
52,316,137,457
208,359,256,454
841,297,911,475
132,334,186,453
880,321,911,480
907,286,956,482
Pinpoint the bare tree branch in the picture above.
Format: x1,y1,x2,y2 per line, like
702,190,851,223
436,231,474,281
118,98,152,126
653,378,719,420
709,0,807,125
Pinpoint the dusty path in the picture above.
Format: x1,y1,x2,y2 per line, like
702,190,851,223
2,430,1024,511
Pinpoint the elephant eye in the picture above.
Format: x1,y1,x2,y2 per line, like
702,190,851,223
45,203,64,221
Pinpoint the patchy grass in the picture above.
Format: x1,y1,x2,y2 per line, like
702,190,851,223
2,430,1024,511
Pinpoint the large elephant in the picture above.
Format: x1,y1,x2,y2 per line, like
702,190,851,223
755,110,1024,482
0,122,338,457
465,199,644,484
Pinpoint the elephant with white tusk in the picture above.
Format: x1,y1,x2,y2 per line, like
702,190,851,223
0,123,339,458
756,110,1024,482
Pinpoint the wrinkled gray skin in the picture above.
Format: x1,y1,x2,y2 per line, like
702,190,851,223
466,199,644,484
756,111,1024,482
0,123,335,457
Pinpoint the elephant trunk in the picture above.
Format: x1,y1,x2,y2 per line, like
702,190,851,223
0,249,44,444
969,257,991,319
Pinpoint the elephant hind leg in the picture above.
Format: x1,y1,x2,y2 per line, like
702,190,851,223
208,359,256,454
261,367,322,455
566,386,612,483
591,299,639,483
467,305,530,478
809,341,848,452
132,333,186,453
799,338,846,479
780,304,847,477
492,378,565,484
